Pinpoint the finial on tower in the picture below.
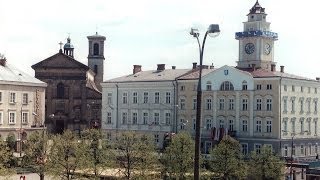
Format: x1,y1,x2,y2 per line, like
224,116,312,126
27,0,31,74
59,41,63,53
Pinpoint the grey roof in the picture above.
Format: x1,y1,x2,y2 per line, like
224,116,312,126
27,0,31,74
0,63,46,86
105,69,190,83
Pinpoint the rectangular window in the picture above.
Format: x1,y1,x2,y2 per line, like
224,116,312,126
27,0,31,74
229,99,234,110
308,101,311,113
154,113,160,125
0,112,3,124
242,99,248,111
266,120,272,133
301,86,304,92
242,120,248,132
180,118,185,130
283,99,287,112
316,144,318,154
308,87,311,93
122,112,127,124
106,133,112,140
315,88,318,94
256,120,262,132
256,98,262,110
192,98,197,110
242,84,247,90
180,86,185,91
292,85,295,92
283,120,288,132
9,112,15,124
292,145,296,156
255,144,261,154
267,84,272,90
219,119,224,128
229,120,234,131
206,118,212,130
107,112,112,124
292,120,296,133
284,145,288,157
193,118,196,130
154,92,160,104
241,144,248,155
284,85,287,91
315,120,318,135
0,92,2,102
22,112,28,124
154,134,159,143
300,145,304,155
132,92,138,104
132,112,138,124
219,99,225,110
300,120,304,133
206,98,212,110
22,93,28,104
180,98,186,110
207,84,212,91
107,93,112,104
143,92,149,104
256,84,262,90
291,99,295,112
308,120,311,133
143,112,148,124
165,92,171,104
165,112,171,125
300,100,304,113
315,101,318,113
266,99,272,111
9,92,16,103
122,93,128,104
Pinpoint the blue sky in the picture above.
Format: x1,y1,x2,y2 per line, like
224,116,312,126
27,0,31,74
1,0,320,80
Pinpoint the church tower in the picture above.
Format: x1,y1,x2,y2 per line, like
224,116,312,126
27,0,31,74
235,1,278,70
87,32,106,91
64,37,74,57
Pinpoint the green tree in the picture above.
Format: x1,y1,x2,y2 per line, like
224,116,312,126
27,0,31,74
80,129,114,179
248,145,284,180
22,130,49,180
161,132,194,179
209,136,247,180
47,130,86,180
5,133,15,151
0,139,15,178
115,131,158,179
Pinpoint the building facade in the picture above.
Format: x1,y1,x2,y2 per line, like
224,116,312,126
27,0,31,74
0,57,46,150
32,34,105,134
101,64,189,148
101,1,320,159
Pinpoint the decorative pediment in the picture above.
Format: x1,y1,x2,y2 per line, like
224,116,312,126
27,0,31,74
32,52,89,70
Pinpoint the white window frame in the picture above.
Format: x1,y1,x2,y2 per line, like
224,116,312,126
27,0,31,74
242,120,248,132
229,98,234,110
266,119,272,133
192,98,197,110
165,92,171,104
256,120,262,132
122,112,127,124
132,112,138,124
0,91,2,103
132,92,138,104
206,98,212,110
242,98,248,111
143,92,149,104
219,98,225,110
107,93,112,104
255,144,262,154
22,93,29,104
241,143,248,155
9,92,16,104
22,112,29,124
256,98,262,110
8,111,16,124
154,112,160,125
165,112,171,125
206,117,212,130
143,112,149,125
154,92,160,104
122,92,128,104
0,111,3,124
266,98,272,111
180,98,186,110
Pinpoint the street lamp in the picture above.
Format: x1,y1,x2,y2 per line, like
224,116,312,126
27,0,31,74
190,24,220,179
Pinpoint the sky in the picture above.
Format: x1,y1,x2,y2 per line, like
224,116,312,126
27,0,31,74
1,0,320,80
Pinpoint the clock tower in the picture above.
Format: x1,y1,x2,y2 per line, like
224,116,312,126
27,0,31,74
235,1,278,70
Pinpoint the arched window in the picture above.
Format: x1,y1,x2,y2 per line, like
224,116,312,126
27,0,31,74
206,81,212,91
57,82,64,98
93,43,99,55
242,81,247,90
94,65,98,74
220,81,234,91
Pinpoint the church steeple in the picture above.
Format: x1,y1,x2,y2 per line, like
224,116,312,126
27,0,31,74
235,1,278,70
63,37,74,57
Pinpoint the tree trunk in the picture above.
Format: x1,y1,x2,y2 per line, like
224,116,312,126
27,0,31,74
40,173,44,180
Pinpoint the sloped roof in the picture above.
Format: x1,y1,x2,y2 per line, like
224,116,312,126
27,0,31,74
0,62,46,86
249,68,317,81
178,68,215,80
105,69,190,83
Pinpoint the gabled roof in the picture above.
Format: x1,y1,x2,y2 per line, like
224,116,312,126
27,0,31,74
0,62,46,86
248,0,266,15
31,51,90,70
105,69,190,83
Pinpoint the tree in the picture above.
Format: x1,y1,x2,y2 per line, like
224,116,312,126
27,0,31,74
5,133,15,151
114,131,158,179
47,130,86,180
79,129,114,179
209,136,247,180
0,139,15,178
161,132,194,179
22,130,49,180
248,145,285,180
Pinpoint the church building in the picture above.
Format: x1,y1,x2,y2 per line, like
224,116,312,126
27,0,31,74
32,33,105,134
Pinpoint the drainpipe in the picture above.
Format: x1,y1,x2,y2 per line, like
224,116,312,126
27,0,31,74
116,84,119,130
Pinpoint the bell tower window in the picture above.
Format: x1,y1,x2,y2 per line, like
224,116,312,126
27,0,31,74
93,43,99,55
57,83,65,98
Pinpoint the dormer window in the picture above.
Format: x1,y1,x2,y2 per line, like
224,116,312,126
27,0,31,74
242,81,247,90
206,81,212,91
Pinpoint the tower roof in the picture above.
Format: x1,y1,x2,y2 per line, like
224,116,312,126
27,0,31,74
248,0,265,15
63,37,74,49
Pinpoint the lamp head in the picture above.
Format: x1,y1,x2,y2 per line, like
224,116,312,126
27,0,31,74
207,24,220,37
190,28,200,38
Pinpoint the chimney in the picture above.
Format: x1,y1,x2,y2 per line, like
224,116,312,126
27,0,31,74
210,65,214,69
172,66,176,70
316,77,320,81
133,65,142,74
192,62,197,69
0,58,6,67
271,64,276,72
157,64,165,71
251,64,256,71
280,65,284,73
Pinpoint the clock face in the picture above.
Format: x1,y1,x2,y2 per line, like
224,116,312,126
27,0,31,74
264,43,271,55
245,43,255,54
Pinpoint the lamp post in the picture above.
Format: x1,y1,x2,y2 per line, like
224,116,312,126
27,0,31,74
190,24,220,179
